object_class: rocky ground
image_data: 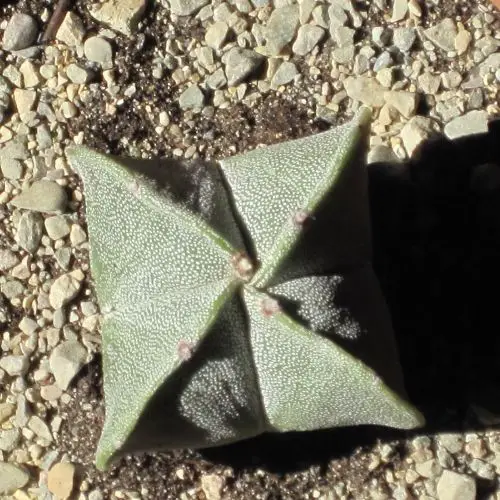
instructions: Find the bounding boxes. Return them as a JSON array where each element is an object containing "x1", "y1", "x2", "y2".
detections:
[{"x1": 0, "y1": 0, "x2": 499, "y2": 499}]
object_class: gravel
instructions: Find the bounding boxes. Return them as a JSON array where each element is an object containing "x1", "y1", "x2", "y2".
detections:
[{"x1": 0, "y1": 0, "x2": 499, "y2": 498}]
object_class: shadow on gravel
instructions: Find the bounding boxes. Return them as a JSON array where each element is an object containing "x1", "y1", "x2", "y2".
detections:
[{"x1": 200, "y1": 118, "x2": 500, "y2": 478}]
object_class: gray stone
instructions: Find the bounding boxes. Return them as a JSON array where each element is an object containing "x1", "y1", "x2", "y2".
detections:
[
  {"x1": 56, "y1": 12, "x2": 86, "y2": 47},
  {"x1": 0, "y1": 138, "x2": 29, "y2": 161},
  {"x1": 206, "y1": 68, "x2": 227, "y2": 90},
  {"x1": 1, "y1": 157, "x2": 23, "y2": 179},
  {"x1": 0, "y1": 355, "x2": 29, "y2": 376},
  {"x1": 271, "y1": 61, "x2": 298, "y2": 87},
  {"x1": 441, "y1": 71, "x2": 462, "y2": 89},
  {"x1": 436, "y1": 470, "x2": 475, "y2": 500},
  {"x1": 444, "y1": 110, "x2": 488, "y2": 140},
  {"x1": 331, "y1": 45, "x2": 355, "y2": 64},
  {"x1": 263, "y1": 5, "x2": 299, "y2": 56},
  {"x1": 292, "y1": 25, "x2": 325, "y2": 56},
  {"x1": 17, "y1": 211, "x2": 44, "y2": 253},
  {"x1": 0, "y1": 280, "x2": 25, "y2": 299},
  {"x1": 312, "y1": 5, "x2": 329, "y2": 28},
  {"x1": 372, "y1": 26, "x2": 391, "y2": 47},
  {"x1": 299, "y1": 0, "x2": 315, "y2": 24},
  {"x1": 55, "y1": 247, "x2": 72, "y2": 270},
  {"x1": 89, "y1": 0, "x2": 147, "y2": 35},
  {"x1": 10, "y1": 180, "x2": 67, "y2": 213},
  {"x1": 330, "y1": 25, "x2": 355, "y2": 47},
  {"x1": 384, "y1": 90, "x2": 417, "y2": 118},
  {"x1": 2, "y1": 13, "x2": 38, "y2": 51},
  {"x1": 84, "y1": 37, "x2": 114, "y2": 69},
  {"x1": 344, "y1": 76, "x2": 385, "y2": 107},
  {"x1": 391, "y1": 0, "x2": 408, "y2": 22},
  {"x1": 223, "y1": 47, "x2": 264, "y2": 87},
  {"x1": 49, "y1": 340, "x2": 88, "y2": 390},
  {"x1": 401, "y1": 116, "x2": 439, "y2": 157},
  {"x1": 19, "y1": 317, "x2": 38, "y2": 335},
  {"x1": 169, "y1": 0, "x2": 210, "y2": 16},
  {"x1": 418, "y1": 72, "x2": 441, "y2": 94},
  {"x1": 393, "y1": 27, "x2": 416, "y2": 52},
  {"x1": 373, "y1": 51, "x2": 393, "y2": 72},
  {"x1": 467, "y1": 88, "x2": 483, "y2": 110},
  {"x1": 328, "y1": 4, "x2": 348, "y2": 27},
  {"x1": 45, "y1": 215, "x2": 71, "y2": 241},
  {"x1": 0, "y1": 248, "x2": 19, "y2": 271},
  {"x1": 424, "y1": 18, "x2": 457, "y2": 52},
  {"x1": 66, "y1": 63, "x2": 92, "y2": 84},
  {"x1": 0, "y1": 428, "x2": 20, "y2": 452},
  {"x1": 49, "y1": 273, "x2": 82, "y2": 309},
  {"x1": 28, "y1": 415, "x2": 53, "y2": 442},
  {"x1": 178, "y1": 85, "x2": 204, "y2": 109},
  {"x1": 0, "y1": 463, "x2": 29, "y2": 494},
  {"x1": 367, "y1": 145, "x2": 400, "y2": 164},
  {"x1": 205, "y1": 22, "x2": 230, "y2": 50},
  {"x1": 14, "y1": 395, "x2": 30, "y2": 428}
]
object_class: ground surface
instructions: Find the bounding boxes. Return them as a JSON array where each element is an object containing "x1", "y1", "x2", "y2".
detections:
[{"x1": 0, "y1": 0, "x2": 500, "y2": 499}]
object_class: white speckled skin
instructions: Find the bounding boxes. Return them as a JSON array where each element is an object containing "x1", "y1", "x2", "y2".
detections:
[{"x1": 67, "y1": 108, "x2": 424, "y2": 471}]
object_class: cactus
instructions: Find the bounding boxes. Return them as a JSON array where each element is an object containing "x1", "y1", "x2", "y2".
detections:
[{"x1": 67, "y1": 107, "x2": 424, "y2": 471}]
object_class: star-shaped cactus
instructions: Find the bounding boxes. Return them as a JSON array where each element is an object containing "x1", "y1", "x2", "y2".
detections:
[{"x1": 67, "y1": 107, "x2": 423, "y2": 471}]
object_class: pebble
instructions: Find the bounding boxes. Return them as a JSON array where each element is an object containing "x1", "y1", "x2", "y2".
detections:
[
  {"x1": 56, "y1": 12, "x2": 86, "y2": 47},
  {"x1": 13, "y1": 89, "x2": 37, "y2": 114},
  {"x1": 84, "y1": 37, "x2": 114, "y2": 69},
  {"x1": 17, "y1": 211, "x2": 44, "y2": 253},
  {"x1": 376, "y1": 67, "x2": 393, "y2": 88},
  {"x1": 0, "y1": 355, "x2": 29, "y2": 376},
  {"x1": 263, "y1": 5, "x2": 300, "y2": 56},
  {"x1": 0, "y1": 248, "x2": 19, "y2": 271},
  {"x1": 28, "y1": 415, "x2": 53, "y2": 442},
  {"x1": 384, "y1": 90, "x2": 417, "y2": 118},
  {"x1": 223, "y1": 47, "x2": 264, "y2": 87},
  {"x1": 45, "y1": 215, "x2": 71, "y2": 241},
  {"x1": 393, "y1": 27, "x2": 416, "y2": 52},
  {"x1": 373, "y1": 52, "x2": 393, "y2": 72},
  {"x1": 441, "y1": 71, "x2": 462, "y2": 89},
  {"x1": 89, "y1": 0, "x2": 147, "y2": 35},
  {"x1": 0, "y1": 157, "x2": 23, "y2": 179},
  {"x1": 179, "y1": 85, "x2": 205, "y2": 109},
  {"x1": 400, "y1": 116, "x2": 438, "y2": 156},
  {"x1": 19, "y1": 317, "x2": 38, "y2": 335},
  {"x1": 2, "y1": 13, "x2": 38, "y2": 52},
  {"x1": 271, "y1": 61, "x2": 298, "y2": 87},
  {"x1": 424, "y1": 18, "x2": 457, "y2": 52},
  {"x1": 443, "y1": 110, "x2": 489, "y2": 140},
  {"x1": 169, "y1": 0, "x2": 209, "y2": 16},
  {"x1": 372, "y1": 26, "x2": 391, "y2": 47},
  {"x1": 436, "y1": 470, "x2": 475, "y2": 500},
  {"x1": 70, "y1": 224, "x2": 87, "y2": 246},
  {"x1": 391, "y1": 0, "x2": 408, "y2": 22},
  {"x1": 344, "y1": 76, "x2": 386, "y2": 107},
  {"x1": 49, "y1": 273, "x2": 82, "y2": 310},
  {"x1": 0, "y1": 462, "x2": 29, "y2": 494},
  {"x1": 10, "y1": 180, "x2": 68, "y2": 213},
  {"x1": 201, "y1": 474, "x2": 225, "y2": 500},
  {"x1": 49, "y1": 340, "x2": 88, "y2": 390},
  {"x1": 454, "y1": 29, "x2": 472, "y2": 55},
  {"x1": 330, "y1": 25, "x2": 355, "y2": 47},
  {"x1": 66, "y1": 63, "x2": 92, "y2": 84},
  {"x1": 418, "y1": 72, "x2": 441, "y2": 94},
  {"x1": 367, "y1": 145, "x2": 400, "y2": 163},
  {"x1": 0, "y1": 428, "x2": 20, "y2": 452},
  {"x1": 0, "y1": 403, "x2": 15, "y2": 424},
  {"x1": 292, "y1": 25, "x2": 325, "y2": 56},
  {"x1": 205, "y1": 22, "x2": 230, "y2": 50},
  {"x1": 47, "y1": 462, "x2": 75, "y2": 499}
]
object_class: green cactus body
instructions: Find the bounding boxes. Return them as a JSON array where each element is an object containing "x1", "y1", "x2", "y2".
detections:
[{"x1": 67, "y1": 107, "x2": 424, "y2": 471}]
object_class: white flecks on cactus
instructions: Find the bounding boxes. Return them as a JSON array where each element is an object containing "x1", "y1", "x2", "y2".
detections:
[{"x1": 66, "y1": 107, "x2": 424, "y2": 471}]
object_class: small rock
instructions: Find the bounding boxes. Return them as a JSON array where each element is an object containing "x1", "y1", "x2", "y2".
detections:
[
  {"x1": 415, "y1": 459, "x2": 441, "y2": 479},
  {"x1": 418, "y1": 72, "x2": 441, "y2": 94},
  {"x1": 66, "y1": 63, "x2": 92, "y2": 84},
  {"x1": 49, "y1": 273, "x2": 82, "y2": 309},
  {"x1": 444, "y1": 110, "x2": 488, "y2": 140},
  {"x1": 271, "y1": 61, "x2": 298, "y2": 87},
  {"x1": 376, "y1": 67, "x2": 394, "y2": 88},
  {"x1": 292, "y1": 25, "x2": 325, "y2": 56},
  {"x1": 10, "y1": 180, "x2": 68, "y2": 213},
  {"x1": 169, "y1": 0, "x2": 209, "y2": 16},
  {"x1": 436, "y1": 470, "x2": 475, "y2": 500},
  {"x1": 373, "y1": 51, "x2": 393, "y2": 72},
  {"x1": 179, "y1": 85, "x2": 205, "y2": 110},
  {"x1": 331, "y1": 45, "x2": 355, "y2": 64},
  {"x1": 84, "y1": 37, "x2": 114, "y2": 69},
  {"x1": 299, "y1": 0, "x2": 315, "y2": 24},
  {"x1": 28, "y1": 415, "x2": 53, "y2": 442},
  {"x1": 344, "y1": 76, "x2": 385, "y2": 107},
  {"x1": 19, "y1": 317, "x2": 39, "y2": 335},
  {"x1": 384, "y1": 90, "x2": 417, "y2": 118},
  {"x1": 367, "y1": 145, "x2": 400, "y2": 164},
  {"x1": 441, "y1": 71, "x2": 462, "y2": 89},
  {"x1": 55, "y1": 247, "x2": 72, "y2": 270},
  {"x1": 263, "y1": 5, "x2": 299, "y2": 56},
  {"x1": 0, "y1": 403, "x2": 15, "y2": 424},
  {"x1": 1, "y1": 280, "x2": 25, "y2": 299},
  {"x1": 13, "y1": 88, "x2": 37, "y2": 114},
  {"x1": 0, "y1": 462, "x2": 29, "y2": 494},
  {"x1": 1, "y1": 157, "x2": 23, "y2": 179},
  {"x1": 424, "y1": 18, "x2": 457, "y2": 52},
  {"x1": 391, "y1": 0, "x2": 408, "y2": 22},
  {"x1": 454, "y1": 29, "x2": 471, "y2": 55},
  {"x1": 393, "y1": 27, "x2": 416, "y2": 52},
  {"x1": 201, "y1": 474, "x2": 225, "y2": 500},
  {"x1": 70, "y1": 224, "x2": 87, "y2": 246},
  {"x1": 45, "y1": 215, "x2": 71, "y2": 241},
  {"x1": 2, "y1": 13, "x2": 38, "y2": 51},
  {"x1": 56, "y1": 12, "x2": 86, "y2": 47},
  {"x1": 49, "y1": 340, "x2": 88, "y2": 390},
  {"x1": 400, "y1": 116, "x2": 438, "y2": 156},
  {"x1": 372, "y1": 26, "x2": 391, "y2": 47},
  {"x1": 205, "y1": 22, "x2": 230, "y2": 50},
  {"x1": 48, "y1": 462, "x2": 75, "y2": 499},
  {"x1": 0, "y1": 428, "x2": 20, "y2": 452},
  {"x1": 17, "y1": 211, "x2": 44, "y2": 253},
  {"x1": 89, "y1": 0, "x2": 146, "y2": 35},
  {"x1": 0, "y1": 248, "x2": 19, "y2": 271},
  {"x1": 330, "y1": 25, "x2": 355, "y2": 47},
  {"x1": 223, "y1": 47, "x2": 264, "y2": 87},
  {"x1": 0, "y1": 355, "x2": 29, "y2": 376}
]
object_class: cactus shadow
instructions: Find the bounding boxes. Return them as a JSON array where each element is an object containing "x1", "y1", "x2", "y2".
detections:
[{"x1": 200, "y1": 118, "x2": 500, "y2": 474}]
